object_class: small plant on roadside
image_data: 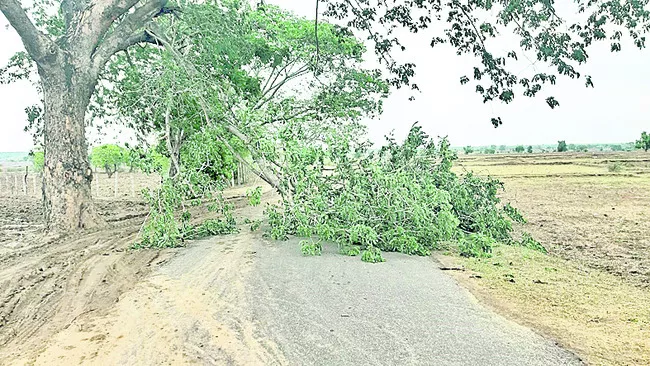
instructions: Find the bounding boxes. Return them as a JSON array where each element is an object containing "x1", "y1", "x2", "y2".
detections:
[
  {"x1": 342, "y1": 246, "x2": 361, "y2": 256},
  {"x1": 301, "y1": 240, "x2": 323, "y2": 256},
  {"x1": 459, "y1": 233, "x2": 495, "y2": 258},
  {"x1": 249, "y1": 219, "x2": 262, "y2": 231},
  {"x1": 361, "y1": 246, "x2": 385, "y2": 263},
  {"x1": 246, "y1": 186, "x2": 263, "y2": 206},
  {"x1": 520, "y1": 232, "x2": 547, "y2": 253}
]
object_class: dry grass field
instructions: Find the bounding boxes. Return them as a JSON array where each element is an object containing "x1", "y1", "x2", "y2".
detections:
[{"x1": 443, "y1": 151, "x2": 650, "y2": 365}]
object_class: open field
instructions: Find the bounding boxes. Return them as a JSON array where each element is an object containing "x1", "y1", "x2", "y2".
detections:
[
  {"x1": 444, "y1": 151, "x2": 650, "y2": 365},
  {"x1": 455, "y1": 151, "x2": 650, "y2": 287}
]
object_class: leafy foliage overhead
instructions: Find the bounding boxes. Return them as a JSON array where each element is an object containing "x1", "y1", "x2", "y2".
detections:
[
  {"x1": 324, "y1": 0, "x2": 650, "y2": 125},
  {"x1": 98, "y1": 2, "x2": 388, "y2": 187}
]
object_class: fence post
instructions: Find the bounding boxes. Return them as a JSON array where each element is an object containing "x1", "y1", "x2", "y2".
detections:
[
  {"x1": 33, "y1": 175, "x2": 38, "y2": 197},
  {"x1": 22, "y1": 166, "x2": 28, "y2": 195}
]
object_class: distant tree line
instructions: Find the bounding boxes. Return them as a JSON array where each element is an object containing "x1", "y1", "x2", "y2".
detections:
[{"x1": 457, "y1": 138, "x2": 645, "y2": 155}]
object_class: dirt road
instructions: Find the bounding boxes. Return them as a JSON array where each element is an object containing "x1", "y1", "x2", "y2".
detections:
[{"x1": 3, "y1": 228, "x2": 582, "y2": 365}]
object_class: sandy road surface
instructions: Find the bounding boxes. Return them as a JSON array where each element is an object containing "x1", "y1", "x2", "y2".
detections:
[{"x1": 6, "y1": 229, "x2": 582, "y2": 365}]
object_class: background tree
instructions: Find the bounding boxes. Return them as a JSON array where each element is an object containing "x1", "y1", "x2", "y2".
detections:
[
  {"x1": 90, "y1": 144, "x2": 125, "y2": 178},
  {"x1": 557, "y1": 141, "x2": 568, "y2": 152},
  {"x1": 611, "y1": 144, "x2": 624, "y2": 152},
  {"x1": 527, "y1": 146, "x2": 533, "y2": 154},
  {"x1": 463, "y1": 146, "x2": 474, "y2": 154},
  {"x1": 515, "y1": 145, "x2": 525, "y2": 153},
  {"x1": 0, "y1": 0, "x2": 176, "y2": 230},
  {"x1": 30, "y1": 151, "x2": 44, "y2": 172},
  {"x1": 636, "y1": 132, "x2": 650, "y2": 152}
]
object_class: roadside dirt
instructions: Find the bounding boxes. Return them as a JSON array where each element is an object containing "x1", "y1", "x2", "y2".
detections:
[
  {"x1": 10, "y1": 229, "x2": 286, "y2": 365},
  {"x1": 0, "y1": 197, "x2": 177, "y2": 362},
  {"x1": 0, "y1": 186, "x2": 266, "y2": 365},
  {"x1": 1, "y1": 195, "x2": 578, "y2": 366}
]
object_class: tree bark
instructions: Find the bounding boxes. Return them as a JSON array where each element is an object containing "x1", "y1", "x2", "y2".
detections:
[
  {"x1": 40, "y1": 65, "x2": 103, "y2": 231},
  {"x1": 2, "y1": 0, "x2": 170, "y2": 231}
]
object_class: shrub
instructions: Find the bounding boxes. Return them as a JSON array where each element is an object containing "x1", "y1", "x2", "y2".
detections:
[
  {"x1": 610, "y1": 144, "x2": 623, "y2": 152},
  {"x1": 515, "y1": 145, "x2": 525, "y2": 153},
  {"x1": 301, "y1": 240, "x2": 322, "y2": 256},
  {"x1": 608, "y1": 162, "x2": 623, "y2": 172}
]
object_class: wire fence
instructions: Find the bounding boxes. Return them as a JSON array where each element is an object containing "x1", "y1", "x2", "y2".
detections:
[{"x1": 0, "y1": 163, "x2": 260, "y2": 200}]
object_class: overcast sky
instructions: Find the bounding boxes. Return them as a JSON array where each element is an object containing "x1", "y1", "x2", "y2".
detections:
[{"x1": 1, "y1": 1, "x2": 648, "y2": 152}]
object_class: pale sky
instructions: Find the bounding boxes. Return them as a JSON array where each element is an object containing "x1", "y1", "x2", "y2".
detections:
[{"x1": 1, "y1": 1, "x2": 648, "y2": 152}]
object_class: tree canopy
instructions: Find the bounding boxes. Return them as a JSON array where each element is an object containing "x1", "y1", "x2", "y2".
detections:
[
  {"x1": 324, "y1": 0, "x2": 650, "y2": 125},
  {"x1": 90, "y1": 144, "x2": 126, "y2": 177},
  {"x1": 99, "y1": 2, "x2": 387, "y2": 190}
]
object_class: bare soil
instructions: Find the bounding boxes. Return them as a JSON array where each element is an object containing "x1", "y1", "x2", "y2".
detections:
[
  {"x1": 457, "y1": 151, "x2": 650, "y2": 288},
  {"x1": 0, "y1": 196, "x2": 176, "y2": 362},
  {"x1": 0, "y1": 181, "x2": 261, "y2": 364}
]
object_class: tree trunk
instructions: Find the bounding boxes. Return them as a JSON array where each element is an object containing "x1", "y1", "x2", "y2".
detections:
[{"x1": 41, "y1": 67, "x2": 103, "y2": 231}]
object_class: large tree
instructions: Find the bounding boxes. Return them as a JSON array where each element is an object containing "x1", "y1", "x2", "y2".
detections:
[
  {"x1": 0, "y1": 0, "x2": 173, "y2": 230},
  {"x1": 100, "y1": 2, "x2": 387, "y2": 193}
]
